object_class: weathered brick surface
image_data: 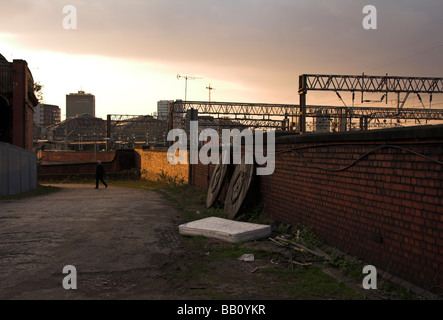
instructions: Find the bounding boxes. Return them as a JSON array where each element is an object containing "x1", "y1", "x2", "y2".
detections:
[
  {"x1": 38, "y1": 149, "x2": 189, "y2": 183},
  {"x1": 39, "y1": 151, "x2": 116, "y2": 164},
  {"x1": 135, "y1": 149, "x2": 189, "y2": 183},
  {"x1": 38, "y1": 150, "x2": 136, "y2": 180},
  {"x1": 190, "y1": 125, "x2": 443, "y2": 290}
]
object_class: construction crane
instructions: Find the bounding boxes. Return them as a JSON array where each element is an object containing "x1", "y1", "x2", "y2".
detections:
[
  {"x1": 177, "y1": 74, "x2": 202, "y2": 101},
  {"x1": 206, "y1": 83, "x2": 215, "y2": 102}
]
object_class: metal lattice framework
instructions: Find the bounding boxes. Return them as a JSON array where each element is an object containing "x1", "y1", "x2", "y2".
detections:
[
  {"x1": 170, "y1": 100, "x2": 443, "y2": 132},
  {"x1": 306, "y1": 106, "x2": 443, "y2": 120},
  {"x1": 170, "y1": 101, "x2": 297, "y2": 131},
  {"x1": 298, "y1": 74, "x2": 443, "y2": 133},
  {"x1": 299, "y1": 74, "x2": 443, "y2": 93},
  {"x1": 176, "y1": 101, "x2": 296, "y2": 116}
]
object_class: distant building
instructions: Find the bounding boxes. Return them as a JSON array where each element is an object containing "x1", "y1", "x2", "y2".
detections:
[
  {"x1": 109, "y1": 115, "x2": 168, "y2": 148},
  {"x1": 66, "y1": 90, "x2": 95, "y2": 118},
  {"x1": 43, "y1": 113, "x2": 168, "y2": 150},
  {"x1": 157, "y1": 100, "x2": 173, "y2": 120},
  {"x1": 34, "y1": 103, "x2": 61, "y2": 127},
  {"x1": 0, "y1": 54, "x2": 39, "y2": 151},
  {"x1": 44, "y1": 114, "x2": 106, "y2": 150}
]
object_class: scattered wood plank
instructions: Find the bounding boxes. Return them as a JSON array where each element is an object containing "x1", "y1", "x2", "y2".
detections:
[
  {"x1": 268, "y1": 237, "x2": 285, "y2": 246},
  {"x1": 251, "y1": 266, "x2": 268, "y2": 273},
  {"x1": 268, "y1": 237, "x2": 306, "y2": 253},
  {"x1": 275, "y1": 236, "x2": 330, "y2": 260},
  {"x1": 289, "y1": 260, "x2": 311, "y2": 267}
]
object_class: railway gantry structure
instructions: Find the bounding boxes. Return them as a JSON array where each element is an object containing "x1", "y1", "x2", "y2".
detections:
[
  {"x1": 169, "y1": 100, "x2": 443, "y2": 133},
  {"x1": 298, "y1": 74, "x2": 443, "y2": 133},
  {"x1": 169, "y1": 101, "x2": 297, "y2": 131}
]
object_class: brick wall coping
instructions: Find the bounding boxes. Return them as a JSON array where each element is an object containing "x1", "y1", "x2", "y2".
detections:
[{"x1": 276, "y1": 124, "x2": 443, "y2": 145}]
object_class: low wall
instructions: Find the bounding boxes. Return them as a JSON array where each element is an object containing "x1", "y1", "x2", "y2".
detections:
[
  {"x1": 37, "y1": 148, "x2": 189, "y2": 183},
  {"x1": 0, "y1": 142, "x2": 37, "y2": 196},
  {"x1": 189, "y1": 125, "x2": 443, "y2": 291},
  {"x1": 135, "y1": 149, "x2": 189, "y2": 184},
  {"x1": 38, "y1": 150, "x2": 137, "y2": 180},
  {"x1": 38, "y1": 151, "x2": 116, "y2": 164}
]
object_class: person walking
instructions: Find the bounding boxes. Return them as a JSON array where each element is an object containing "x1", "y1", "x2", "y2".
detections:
[{"x1": 95, "y1": 161, "x2": 108, "y2": 189}]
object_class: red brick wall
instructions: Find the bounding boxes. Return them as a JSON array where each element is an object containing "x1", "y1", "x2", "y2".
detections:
[
  {"x1": 190, "y1": 125, "x2": 443, "y2": 290},
  {"x1": 11, "y1": 60, "x2": 38, "y2": 151},
  {"x1": 38, "y1": 150, "x2": 136, "y2": 180},
  {"x1": 134, "y1": 149, "x2": 189, "y2": 183},
  {"x1": 39, "y1": 151, "x2": 116, "y2": 164},
  {"x1": 191, "y1": 162, "x2": 213, "y2": 190}
]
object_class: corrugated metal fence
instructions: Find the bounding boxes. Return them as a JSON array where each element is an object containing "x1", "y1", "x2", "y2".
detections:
[{"x1": 0, "y1": 142, "x2": 37, "y2": 196}]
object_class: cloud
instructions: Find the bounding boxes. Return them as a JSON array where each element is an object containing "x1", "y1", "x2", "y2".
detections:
[{"x1": 1, "y1": 0, "x2": 442, "y2": 105}]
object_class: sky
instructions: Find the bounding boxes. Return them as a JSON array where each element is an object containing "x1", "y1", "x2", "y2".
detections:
[{"x1": 1, "y1": 0, "x2": 442, "y2": 120}]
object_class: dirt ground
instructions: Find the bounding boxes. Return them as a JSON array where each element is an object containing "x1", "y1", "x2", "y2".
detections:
[
  {"x1": 0, "y1": 183, "x2": 374, "y2": 301},
  {"x1": 0, "y1": 183, "x2": 186, "y2": 299}
]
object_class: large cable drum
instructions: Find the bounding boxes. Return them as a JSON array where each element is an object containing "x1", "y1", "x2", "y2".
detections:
[
  {"x1": 224, "y1": 159, "x2": 254, "y2": 220},
  {"x1": 206, "y1": 160, "x2": 229, "y2": 208}
]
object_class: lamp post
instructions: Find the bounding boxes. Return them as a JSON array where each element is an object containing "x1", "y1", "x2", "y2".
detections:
[
  {"x1": 78, "y1": 134, "x2": 82, "y2": 151},
  {"x1": 104, "y1": 137, "x2": 111, "y2": 152},
  {"x1": 93, "y1": 133, "x2": 97, "y2": 162}
]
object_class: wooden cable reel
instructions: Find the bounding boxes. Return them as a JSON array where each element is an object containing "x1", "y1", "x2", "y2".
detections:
[
  {"x1": 224, "y1": 158, "x2": 254, "y2": 219},
  {"x1": 206, "y1": 154, "x2": 229, "y2": 208}
]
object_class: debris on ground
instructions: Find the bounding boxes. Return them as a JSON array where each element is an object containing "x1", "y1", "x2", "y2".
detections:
[
  {"x1": 270, "y1": 236, "x2": 330, "y2": 260},
  {"x1": 238, "y1": 254, "x2": 255, "y2": 262},
  {"x1": 266, "y1": 225, "x2": 333, "y2": 272}
]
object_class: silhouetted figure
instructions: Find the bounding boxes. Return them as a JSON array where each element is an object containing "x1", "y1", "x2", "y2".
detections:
[{"x1": 95, "y1": 161, "x2": 108, "y2": 189}]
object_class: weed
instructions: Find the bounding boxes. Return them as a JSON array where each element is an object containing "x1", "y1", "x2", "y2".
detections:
[
  {"x1": 327, "y1": 253, "x2": 364, "y2": 281},
  {"x1": 263, "y1": 265, "x2": 364, "y2": 300},
  {"x1": 235, "y1": 204, "x2": 270, "y2": 224},
  {"x1": 157, "y1": 169, "x2": 185, "y2": 185}
]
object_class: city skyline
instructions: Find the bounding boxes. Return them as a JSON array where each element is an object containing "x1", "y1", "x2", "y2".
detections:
[{"x1": 1, "y1": 0, "x2": 442, "y2": 120}]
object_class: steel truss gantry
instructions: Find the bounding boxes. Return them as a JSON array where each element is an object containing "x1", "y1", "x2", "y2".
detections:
[
  {"x1": 306, "y1": 106, "x2": 443, "y2": 120},
  {"x1": 298, "y1": 74, "x2": 443, "y2": 133},
  {"x1": 170, "y1": 100, "x2": 443, "y2": 132},
  {"x1": 299, "y1": 74, "x2": 443, "y2": 93},
  {"x1": 170, "y1": 101, "x2": 297, "y2": 130}
]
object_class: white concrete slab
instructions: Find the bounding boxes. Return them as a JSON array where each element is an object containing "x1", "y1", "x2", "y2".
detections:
[{"x1": 179, "y1": 217, "x2": 272, "y2": 243}]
